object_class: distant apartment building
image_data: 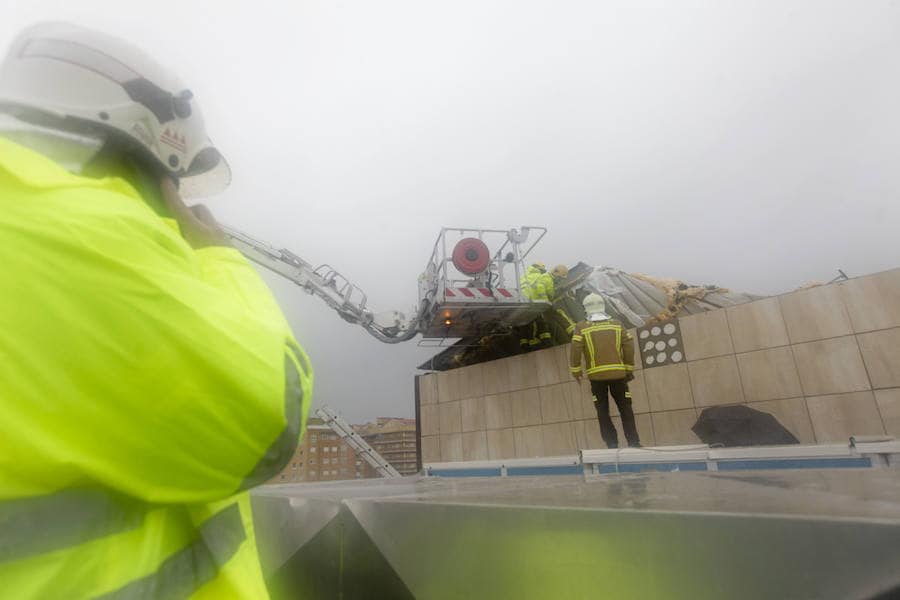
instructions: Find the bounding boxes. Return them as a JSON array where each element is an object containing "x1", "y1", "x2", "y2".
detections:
[
  {"x1": 268, "y1": 418, "x2": 366, "y2": 484},
  {"x1": 354, "y1": 417, "x2": 419, "y2": 476}
]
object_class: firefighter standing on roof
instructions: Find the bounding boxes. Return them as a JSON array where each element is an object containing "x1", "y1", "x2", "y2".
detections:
[
  {"x1": 570, "y1": 293, "x2": 641, "y2": 448},
  {"x1": 0, "y1": 23, "x2": 311, "y2": 599}
]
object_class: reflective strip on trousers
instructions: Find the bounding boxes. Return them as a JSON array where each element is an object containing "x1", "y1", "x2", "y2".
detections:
[{"x1": 96, "y1": 503, "x2": 246, "y2": 600}]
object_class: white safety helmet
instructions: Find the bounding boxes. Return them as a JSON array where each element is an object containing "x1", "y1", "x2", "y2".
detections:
[
  {"x1": 582, "y1": 292, "x2": 606, "y2": 315},
  {"x1": 0, "y1": 22, "x2": 230, "y2": 197}
]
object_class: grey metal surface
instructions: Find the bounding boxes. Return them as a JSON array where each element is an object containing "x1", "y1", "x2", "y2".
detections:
[{"x1": 253, "y1": 470, "x2": 900, "y2": 599}]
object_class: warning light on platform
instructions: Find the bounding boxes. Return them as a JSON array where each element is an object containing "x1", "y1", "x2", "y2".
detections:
[{"x1": 444, "y1": 318, "x2": 452, "y2": 327}]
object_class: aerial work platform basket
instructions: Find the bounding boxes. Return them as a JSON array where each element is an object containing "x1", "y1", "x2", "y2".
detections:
[{"x1": 417, "y1": 227, "x2": 550, "y2": 339}]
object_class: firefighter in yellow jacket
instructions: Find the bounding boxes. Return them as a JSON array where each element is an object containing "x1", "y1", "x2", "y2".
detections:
[
  {"x1": 570, "y1": 293, "x2": 640, "y2": 448},
  {"x1": 519, "y1": 262, "x2": 554, "y2": 349},
  {"x1": 0, "y1": 23, "x2": 312, "y2": 599}
]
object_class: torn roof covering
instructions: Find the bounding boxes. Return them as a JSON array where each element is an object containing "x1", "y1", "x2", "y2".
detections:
[
  {"x1": 419, "y1": 264, "x2": 764, "y2": 371},
  {"x1": 579, "y1": 264, "x2": 765, "y2": 327}
]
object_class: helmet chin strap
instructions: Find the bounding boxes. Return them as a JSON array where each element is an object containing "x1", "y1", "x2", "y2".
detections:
[{"x1": 0, "y1": 112, "x2": 105, "y2": 172}]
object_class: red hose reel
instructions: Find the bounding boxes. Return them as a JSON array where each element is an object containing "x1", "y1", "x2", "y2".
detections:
[{"x1": 452, "y1": 238, "x2": 491, "y2": 275}]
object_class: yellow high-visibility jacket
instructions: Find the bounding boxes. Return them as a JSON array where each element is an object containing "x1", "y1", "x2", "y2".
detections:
[
  {"x1": 520, "y1": 265, "x2": 554, "y2": 302},
  {"x1": 0, "y1": 138, "x2": 312, "y2": 599},
  {"x1": 569, "y1": 318, "x2": 634, "y2": 381}
]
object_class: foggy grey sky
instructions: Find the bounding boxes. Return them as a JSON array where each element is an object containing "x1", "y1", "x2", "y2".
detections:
[{"x1": 4, "y1": 1, "x2": 899, "y2": 422}]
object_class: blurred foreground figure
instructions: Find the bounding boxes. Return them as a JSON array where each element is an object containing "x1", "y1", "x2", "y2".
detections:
[
  {"x1": 0, "y1": 23, "x2": 312, "y2": 599},
  {"x1": 570, "y1": 293, "x2": 640, "y2": 448}
]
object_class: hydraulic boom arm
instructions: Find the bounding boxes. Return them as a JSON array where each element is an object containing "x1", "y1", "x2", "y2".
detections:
[{"x1": 224, "y1": 226, "x2": 421, "y2": 343}]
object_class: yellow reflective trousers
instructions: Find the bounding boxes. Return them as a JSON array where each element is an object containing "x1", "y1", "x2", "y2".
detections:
[{"x1": 0, "y1": 138, "x2": 312, "y2": 599}]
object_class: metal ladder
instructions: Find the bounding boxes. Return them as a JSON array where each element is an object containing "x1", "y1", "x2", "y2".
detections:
[{"x1": 315, "y1": 405, "x2": 402, "y2": 478}]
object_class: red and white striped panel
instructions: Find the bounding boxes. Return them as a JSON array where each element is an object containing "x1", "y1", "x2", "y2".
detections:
[{"x1": 444, "y1": 287, "x2": 515, "y2": 300}]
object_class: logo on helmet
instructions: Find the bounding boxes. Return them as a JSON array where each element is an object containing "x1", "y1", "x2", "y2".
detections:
[{"x1": 160, "y1": 128, "x2": 185, "y2": 152}]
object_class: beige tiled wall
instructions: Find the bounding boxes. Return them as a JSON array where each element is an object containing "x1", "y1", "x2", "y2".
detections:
[
  {"x1": 805, "y1": 392, "x2": 884, "y2": 443},
  {"x1": 726, "y1": 297, "x2": 790, "y2": 353},
  {"x1": 419, "y1": 267, "x2": 900, "y2": 462},
  {"x1": 874, "y1": 389, "x2": 900, "y2": 437},
  {"x1": 735, "y1": 347, "x2": 802, "y2": 402},
  {"x1": 687, "y1": 355, "x2": 744, "y2": 407}
]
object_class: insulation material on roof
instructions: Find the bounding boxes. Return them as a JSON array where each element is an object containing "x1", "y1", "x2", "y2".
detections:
[{"x1": 581, "y1": 267, "x2": 764, "y2": 328}]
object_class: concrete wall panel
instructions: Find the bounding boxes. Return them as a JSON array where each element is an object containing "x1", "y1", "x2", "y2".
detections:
[
  {"x1": 483, "y1": 358, "x2": 511, "y2": 395},
  {"x1": 535, "y1": 347, "x2": 562, "y2": 387},
  {"x1": 806, "y1": 392, "x2": 884, "y2": 443},
  {"x1": 457, "y1": 363, "x2": 485, "y2": 400},
  {"x1": 539, "y1": 383, "x2": 571, "y2": 424},
  {"x1": 561, "y1": 381, "x2": 588, "y2": 421},
  {"x1": 575, "y1": 419, "x2": 605, "y2": 450},
  {"x1": 513, "y1": 425, "x2": 545, "y2": 458},
  {"x1": 460, "y1": 397, "x2": 485, "y2": 432},
  {"x1": 419, "y1": 374, "x2": 438, "y2": 405},
  {"x1": 792, "y1": 336, "x2": 870, "y2": 396},
  {"x1": 726, "y1": 297, "x2": 790, "y2": 353},
  {"x1": 484, "y1": 393, "x2": 513, "y2": 430},
  {"x1": 874, "y1": 389, "x2": 900, "y2": 437},
  {"x1": 435, "y1": 371, "x2": 452, "y2": 403},
  {"x1": 420, "y1": 404, "x2": 439, "y2": 436},
  {"x1": 644, "y1": 363, "x2": 694, "y2": 412},
  {"x1": 779, "y1": 285, "x2": 853, "y2": 344},
  {"x1": 486, "y1": 429, "x2": 516, "y2": 459},
  {"x1": 510, "y1": 388, "x2": 542, "y2": 427},
  {"x1": 439, "y1": 433, "x2": 463, "y2": 461},
  {"x1": 554, "y1": 344, "x2": 575, "y2": 381},
  {"x1": 438, "y1": 400, "x2": 462, "y2": 434},
  {"x1": 541, "y1": 422, "x2": 577, "y2": 455},
  {"x1": 857, "y1": 328, "x2": 900, "y2": 389},
  {"x1": 421, "y1": 435, "x2": 441, "y2": 462},
  {"x1": 688, "y1": 355, "x2": 745, "y2": 407},
  {"x1": 651, "y1": 409, "x2": 700, "y2": 446},
  {"x1": 840, "y1": 268, "x2": 900, "y2": 333},
  {"x1": 507, "y1": 354, "x2": 539, "y2": 391},
  {"x1": 679, "y1": 310, "x2": 734, "y2": 361},
  {"x1": 736, "y1": 347, "x2": 803, "y2": 402},
  {"x1": 461, "y1": 431, "x2": 488, "y2": 461}
]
